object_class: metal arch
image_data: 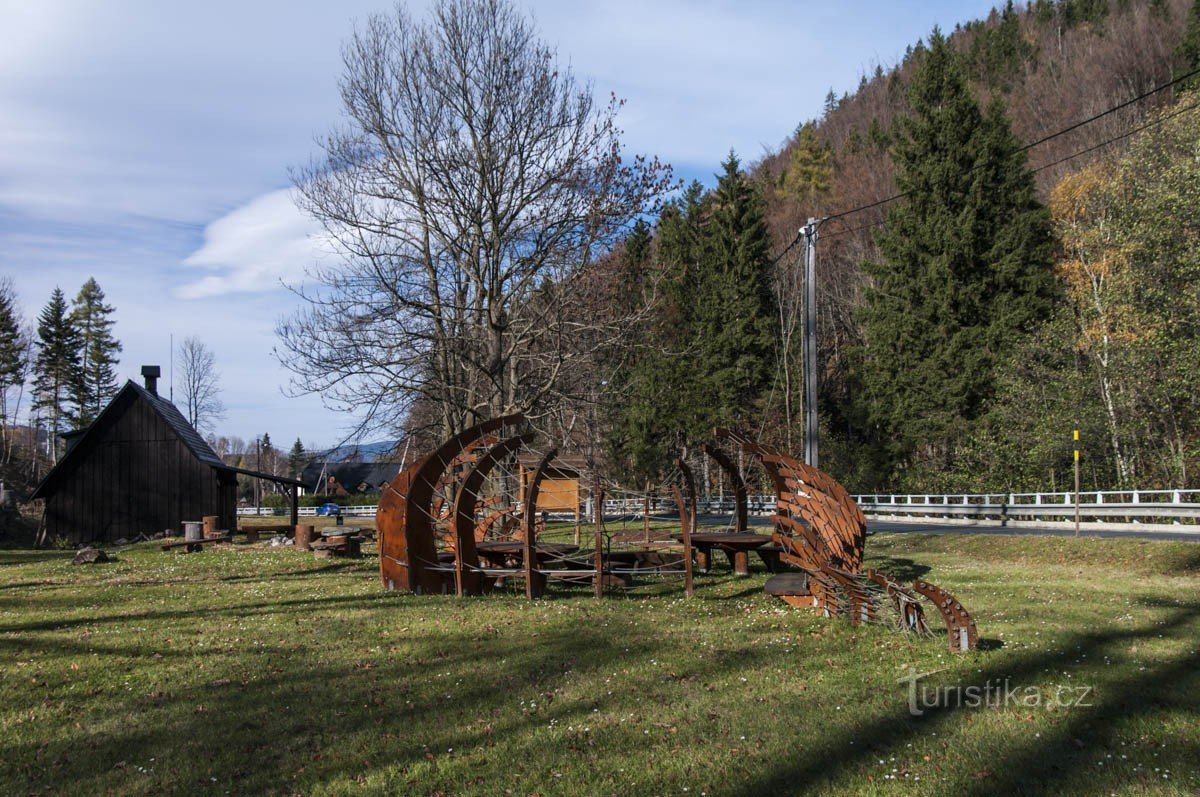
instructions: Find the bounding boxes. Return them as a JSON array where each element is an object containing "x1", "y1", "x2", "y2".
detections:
[
  {"x1": 377, "y1": 414, "x2": 524, "y2": 594},
  {"x1": 702, "y1": 443, "x2": 748, "y2": 532},
  {"x1": 912, "y1": 579, "x2": 979, "y2": 653},
  {"x1": 450, "y1": 431, "x2": 534, "y2": 596},
  {"x1": 521, "y1": 447, "x2": 559, "y2": 600}
]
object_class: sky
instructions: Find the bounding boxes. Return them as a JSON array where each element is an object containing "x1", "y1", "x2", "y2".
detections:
[{"x1": 0, "y1": 0, "x2": 1000, "y2": 448}]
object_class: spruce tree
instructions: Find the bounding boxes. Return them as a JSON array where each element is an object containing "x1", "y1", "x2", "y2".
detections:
[
  {"x1": 607, "y1": 186, "x2": 703, "y2": 481},
  {"x1": 71, "y1": 278, "x2": 122, "y2": 425},
  {"x1": 692, "y1": 153, "x2": 778, "y2": 435},
  {"x1": 0, "y1": 280, "x2": 29, "y2": 445},
  {"x1": 0, "y1": 280, "x2": 26, "y2": 401},
  {"x1": 32, "y1": 288, "x2": 83, "y2": 461},
  {"x1": 287, "y1": 438, "x2": 307, "y2": 479},
  {"x1": 858, "y1": 29, "x2": 1055, "y2": 478}
]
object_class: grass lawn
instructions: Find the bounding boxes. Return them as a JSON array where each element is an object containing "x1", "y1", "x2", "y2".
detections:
[{"x1": 1, "y1": 532, "x2": 1198, "y2": 795}]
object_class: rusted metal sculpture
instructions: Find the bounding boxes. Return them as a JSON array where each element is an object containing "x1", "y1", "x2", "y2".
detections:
[
  {"x1": 450, "y1": 432, "x2": 533, "y2": 595},
  {"x1": 702, "y1": 443, "x2": 748, "y2": 532},
  {"x1": 713, "y1": 429, "x2": 978, "y2": 653},
  {"x1": 522, "y1": 447, "x2": 559, "y2": 599},
  {"x1": 377, "y1": 417, "x2": 978, "y2": 653},
  {"x1": 378, "y1": 415, "x2": 521, "y2": 593}
]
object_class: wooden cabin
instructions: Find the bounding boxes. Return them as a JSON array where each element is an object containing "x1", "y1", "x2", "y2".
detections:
[{"x1": 32, "y1": 366, "x2": 298, "y2": 545}]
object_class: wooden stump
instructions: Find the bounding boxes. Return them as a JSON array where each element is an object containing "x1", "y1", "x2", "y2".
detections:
[{"x1": 294, "y1": 524, "x2": 315, "y2": 551}]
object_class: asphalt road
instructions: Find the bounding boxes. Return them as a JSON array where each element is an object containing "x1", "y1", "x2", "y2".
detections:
[{"x1": 695, "y1": 513, "x2": 1200, "y2": 543}]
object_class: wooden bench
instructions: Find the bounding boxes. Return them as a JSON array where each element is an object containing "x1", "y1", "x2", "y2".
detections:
[
  {"x1": 161, "y1": 534, "x2": 232, "y2": 553},
  {"x1": 763, "y1": 571, "x2": 814, "y2": 609}
]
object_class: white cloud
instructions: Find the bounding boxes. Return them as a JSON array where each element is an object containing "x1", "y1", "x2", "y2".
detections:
[{"x1": 178, "y1": 189, "x2": 330, "y2": 299}]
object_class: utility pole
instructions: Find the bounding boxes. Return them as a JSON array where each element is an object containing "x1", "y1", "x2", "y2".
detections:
[
  {"x1": 802, "y1": 218, "x2": 820, "y2": 469},
  {"x1": 1073, "y1": 429, "x2": 1081, "y2": 537}
]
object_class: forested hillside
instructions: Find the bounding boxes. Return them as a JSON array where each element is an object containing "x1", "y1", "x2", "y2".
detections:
[{"x1": 602, "y1": 0, "x2": 1200, "y2": 494}]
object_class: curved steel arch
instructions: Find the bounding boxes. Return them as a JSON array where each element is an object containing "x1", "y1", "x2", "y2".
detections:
[
  {"x1": 702, "y1": 443, "x2": 748, "y2": 532},
  {"x1": 378, "y1": 414, "x2": 523, "y2": 593},
  {"x1": 450, "y1": 432, "x2": 534, "y2": 596}
]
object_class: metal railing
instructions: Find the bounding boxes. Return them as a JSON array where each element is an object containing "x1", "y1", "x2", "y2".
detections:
[
  {"x1": 851, "y1": 489, "x2": 1200, "y2": 526},
  {"x1": 237, "y1": 505, "x2": 379, "y2": 518},
  {"x1": 235, "y1": 489, "x2": 1200, "y2": 528}
]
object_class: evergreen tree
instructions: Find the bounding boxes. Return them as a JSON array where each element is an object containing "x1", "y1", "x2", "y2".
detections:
[
  {"x1": 0, "y1": 280, "x2": 30, "y2": 469},
  {"x1": 606, "y1": 185, "x2": 704, "y2": 481},
  {"x1": 1176, "y1": 1, "x2": 1200, "y2": 90},
  {"x1": 32, "y1": 288, "x2": 83, "y2": 461},
  {"x1": 70, "y1": 278, "x2": 122, "y2": 425},
  {"x1": 0, "y1": 280, "x2": 26, "y2": 403},
  {"x1": 287, "y1": 438, "x2": 307, "y2": 479},
  {"x1": 783, "y1": 123, "x2": 832, "y2": 205},
  {"x1": 857, "y1": 29, "x2": 1056, "y2": 481},
  {"x1": 691, "y1": 153, "x2": 778, "y2": 435}
]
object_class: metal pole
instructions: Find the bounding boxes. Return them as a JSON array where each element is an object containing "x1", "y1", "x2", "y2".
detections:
[
  {"x1": 1074, "y1": 429, "x2": 1081, "y2": 536},
  {"x1": 803, "y1": 219, "x2": 819, "y2": 469}
]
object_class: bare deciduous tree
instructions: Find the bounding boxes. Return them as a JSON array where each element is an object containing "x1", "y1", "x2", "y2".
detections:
[
  {"x1": 178, "y1": 336, "x2": 225, "y2": 433},
  {"x1": 277, "y1": 0, "x2": 674, "y2": 440}
]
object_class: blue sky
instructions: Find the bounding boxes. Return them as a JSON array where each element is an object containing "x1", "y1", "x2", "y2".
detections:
[{"x1": 0, "y1": 0, "x2": 999, "y2": 448}]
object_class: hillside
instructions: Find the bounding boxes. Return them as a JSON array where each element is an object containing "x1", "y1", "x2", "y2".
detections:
[{"x1": 748, "y1": 0, "x2": 1197, "y2": 491}]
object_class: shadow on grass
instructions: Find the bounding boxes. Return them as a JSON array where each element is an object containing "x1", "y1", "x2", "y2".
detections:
[
  {"x1": 731, "y1": 599, "x2": 1200, "y2": 796},
  {"x1": 0, "y1": 597, "x2": 776, "y2": 795},
  {"x1": 862, "y1": 555, "x2": 931, "y2": 582},
  {"x1": 0, "y1": 592, "x2": 389, "y2": 635}
]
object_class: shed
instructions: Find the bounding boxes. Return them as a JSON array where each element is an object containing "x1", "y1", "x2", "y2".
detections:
[{"x1": 31, "y1": 366, "x2": 302, "y2": 545}]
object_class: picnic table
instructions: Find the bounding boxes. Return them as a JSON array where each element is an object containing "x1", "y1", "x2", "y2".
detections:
[
  {"x1": 673, "y1": 532, "x2": 777, "y2": 576},
  {"x1": 473, "y1": 541, "x2": 580, "y2": 596},
  {"x1": 474, "y1": 541, "x2": 579, "y2": 567}
]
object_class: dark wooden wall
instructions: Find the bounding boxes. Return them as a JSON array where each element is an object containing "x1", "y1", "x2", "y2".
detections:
[{"x1": 43, "y1": 395, "x2": 236, "y2": 544}]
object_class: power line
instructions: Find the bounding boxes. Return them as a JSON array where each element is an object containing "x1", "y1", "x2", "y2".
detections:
[
  {"x1": 818, "y1": 97, "x2": 1200, "y2": 244},
  {"x1": 1017, "y1": 64, "x2": 1200, "y2": 153},
  {"x1": 1032, "y1": 96, "x2": 1200, "y2": 174},
  {"x1": 821, "y1": 64, "x2": 1200, "y2": 224}
]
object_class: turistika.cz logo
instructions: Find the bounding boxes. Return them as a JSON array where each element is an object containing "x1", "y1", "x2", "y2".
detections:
[{"x1": 897, "y1": 669, "x2": 1094, "y2": 717}]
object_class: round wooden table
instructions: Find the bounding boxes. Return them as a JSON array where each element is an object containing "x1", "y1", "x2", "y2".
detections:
[{"x1": 674, "y1": 532, "x2": 774, "y2": 576}]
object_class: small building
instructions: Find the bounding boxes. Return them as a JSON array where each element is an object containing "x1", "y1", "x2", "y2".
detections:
[{"x1": 32, "y1": 366, "x2": 301, "y2": 545}]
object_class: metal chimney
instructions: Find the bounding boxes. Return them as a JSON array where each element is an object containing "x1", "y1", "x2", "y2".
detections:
[{"x1": 141, "y1": 365, "x2": 161, "y2": 396}]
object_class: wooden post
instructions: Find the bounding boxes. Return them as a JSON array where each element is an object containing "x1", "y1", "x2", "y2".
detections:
[
  {"x1": 593, "y1": 476, "x2": 604, "y2": 599},
  {"x1": 676, "y1": 459, "x2": 697, "y2": 598},
  {"x1": 454, "y1": 535, "x2": 464, "y2": 598},
  {"x1": 573, "y1": 502, "x2": 581, "y2": 546},
  {"x1": 290, "y1": 485, "x2": 299, "y2": 528},
  {"x1": 294, "y1": 524, "x2": 314, "y2": 551},
  {"x1": 643, "y1": 482, "x2": 651, "y2": 545}
]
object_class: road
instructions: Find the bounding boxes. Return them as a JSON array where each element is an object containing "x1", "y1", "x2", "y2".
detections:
[{"x1": 694, "y1": 513, "x2": 1200, "y2": 543}]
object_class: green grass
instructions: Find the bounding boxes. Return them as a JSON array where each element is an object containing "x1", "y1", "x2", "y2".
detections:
[{"x1": 2, "y1": 532, "x2": 1198, "y2": 795}]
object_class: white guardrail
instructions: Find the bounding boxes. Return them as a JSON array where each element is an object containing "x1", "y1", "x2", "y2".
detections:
[
  {"x1": 851, "y1": 489, "x2": 1200, "y2": 527},
  {"x1": 237, "y1": 489, "x2": 1200, "y2": 528},
  {"x1": 237, "y1": 505, "x2": 379, "y2": 517}
]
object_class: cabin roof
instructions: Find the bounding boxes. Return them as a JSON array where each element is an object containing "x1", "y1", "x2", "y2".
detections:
[{"x1": 31, "y1": 380, "x2": 224, "y2": 499}]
